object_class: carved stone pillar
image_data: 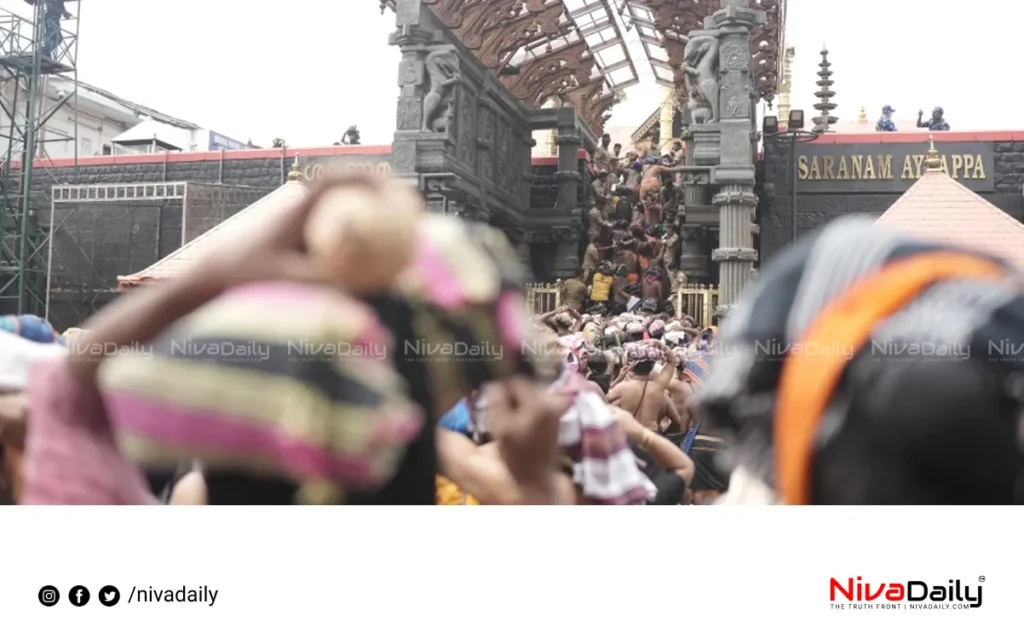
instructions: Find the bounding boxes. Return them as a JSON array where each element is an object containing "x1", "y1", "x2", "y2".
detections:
[
  {"x1": 708, "y1": 0, "x2": 763, "y2": 317},
  {"x1": 554, "y1": 106, "x2": 583, "y2": 215},
  {"x1": 390, "y1": 0, "x2": 463, "y2": 213},
  {"x1": 681, "y1": 124, "x2": 710, "y2": 226},
  {"x1": 552, "y1": 106, "x2": 583, "y2": 277},
  {"x1": 678, "y1": 224, "x2": 710, "y2": 284}
]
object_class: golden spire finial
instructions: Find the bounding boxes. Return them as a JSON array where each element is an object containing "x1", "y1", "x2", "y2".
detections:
[
  {"x1": 925, "y1": 135, "x2": 941, "y2": 171},
  {"x1": 858, "y1": 106, "x2": 867, "y2": 124},
  {"x1": 288, "y1": 154, "x2": 302, "y2": 181}
]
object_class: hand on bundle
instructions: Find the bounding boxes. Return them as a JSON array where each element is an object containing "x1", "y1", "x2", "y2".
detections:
[
  {"x1": 437, "y1": 378, "x2": 572, "y2": 505},
  {"x1": 489, "y1": 378, "x2": 572, "y2": 504}
]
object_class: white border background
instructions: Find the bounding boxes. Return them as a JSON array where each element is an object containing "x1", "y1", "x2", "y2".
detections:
[{"x1": 1, "y1": 506, "x2": 1012, "y2": 632}]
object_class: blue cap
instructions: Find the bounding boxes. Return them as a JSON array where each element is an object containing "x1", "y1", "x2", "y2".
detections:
[{"x1": 882, "y1": 105, "x2": 894, "y2": 113}]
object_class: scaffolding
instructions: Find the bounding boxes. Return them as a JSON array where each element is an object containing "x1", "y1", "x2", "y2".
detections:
[
  {"x1": 0, "y1": 2, "x2": 80, "y2": 316},
  {"x1": 44, "y1": 181, "x2": 270, "y2": 330}
]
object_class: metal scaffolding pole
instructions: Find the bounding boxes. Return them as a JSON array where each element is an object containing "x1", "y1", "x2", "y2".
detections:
[{"x1": 0, "y1": 2, "x2": 80, "y2": 315}]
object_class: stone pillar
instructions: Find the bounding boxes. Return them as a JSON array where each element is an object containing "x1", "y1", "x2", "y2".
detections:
[
  {"x1": 659, "y1": 85, "x2": 675, "y2": 154},
  {"x1": 678, "y1": 224, "x2": 710, "y2": 283},
  {"x1": 390, "y1": 0, "x2": 461, "y2": 210},
  {"x1": 551, "y1": 106, "x2": 583, "y2": 278},
  {"x1": 708, "y1": 0, "x2": 763, "y2": 317},
  {"x1": 554, "y1": 106, "x2": 582, "y2": 215}
]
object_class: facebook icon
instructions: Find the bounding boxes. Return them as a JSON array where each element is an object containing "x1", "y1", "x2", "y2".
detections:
[{"x1": 68, "y1": 585, "x2": 90, "y2": 606}]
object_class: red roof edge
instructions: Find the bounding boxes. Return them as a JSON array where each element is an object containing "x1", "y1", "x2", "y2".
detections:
[
  {"x1": 11, "y1": 145, "x2": 589, "y2": 170},
  {"x1": 805, "y1": 130, "x2": 1024, "y2": 144}
]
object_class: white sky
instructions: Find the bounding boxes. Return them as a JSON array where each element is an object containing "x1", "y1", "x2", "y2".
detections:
[{"x1": 1, "y1": 0, "x2": 1020, "y2": 145}]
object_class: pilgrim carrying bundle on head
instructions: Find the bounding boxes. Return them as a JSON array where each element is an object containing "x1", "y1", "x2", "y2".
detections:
[{"x1": 92, "y1": 205, "x2": 561, "y2": 504}]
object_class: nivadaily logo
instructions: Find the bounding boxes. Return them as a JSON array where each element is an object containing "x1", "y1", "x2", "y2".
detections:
[{"x1": 830, "y1": 576, "x2": 984, "y2": 610}]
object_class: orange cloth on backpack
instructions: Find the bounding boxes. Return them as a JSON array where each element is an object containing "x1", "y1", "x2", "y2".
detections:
[{"x1": 774, "y1": 252, "x2": 1007, "y2": 505}]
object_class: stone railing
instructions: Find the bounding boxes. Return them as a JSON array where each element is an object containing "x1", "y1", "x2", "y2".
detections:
[
  {"x1": 674, "y1": 284, "x2": 720, "y2": 327},
  {"x1": 526, "y1": 281, "x2": 562, "y2": 315}
]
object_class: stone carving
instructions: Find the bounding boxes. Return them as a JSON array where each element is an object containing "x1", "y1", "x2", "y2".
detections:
[
  {"x1": 682, "y1": 33, "x2": 719, "y2": 124},
  {"x1": 712, "y1": 190, "x2": 758, "y2": 206},
  {"x1": 392, "y1": 142, "x2": 416, "y2": 173},
  {"x1": 725, "y1": 95, "x2": 743, "y2": 118},
  {"x1": 721, "y1": 44, "x2": 748, "y2": 71},
  {"x1": 457, "y1": 88, "x2": 476, "y2": 163},
  {"x1": 422, "y1": 49, "x2": 461, "y2": 133},
  {"x1": 720, "y1": 132, "x2": 752, "y2": 164},
  {"x1": 396, "y1": 97, "x2": 421, "y2": 130},
  {"x1": 477, "y1": 107, "x2": 494, "y2": 181},
  {"x1": 496, "y1": 121, "x2": 510, "y2": 191},
  {"x1": 398, "y1": 58, "x2": 422, "y2": 86},
  {"x1": 711, "y1": 247, "x2": 758, "y2": 262}
]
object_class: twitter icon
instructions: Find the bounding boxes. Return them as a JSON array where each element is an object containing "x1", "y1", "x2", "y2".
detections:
[{"x1": 98, "y1": 585, "x2": 120, "y2": 607}]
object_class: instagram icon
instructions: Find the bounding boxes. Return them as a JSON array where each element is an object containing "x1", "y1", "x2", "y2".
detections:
[{"x1": 38, "y1": 585, "x2": 60, "y2": 607}]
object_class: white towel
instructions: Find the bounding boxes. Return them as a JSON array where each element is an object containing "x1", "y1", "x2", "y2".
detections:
[{"x1": 0, "y1": 330, "x2": 66, "y2": 392}]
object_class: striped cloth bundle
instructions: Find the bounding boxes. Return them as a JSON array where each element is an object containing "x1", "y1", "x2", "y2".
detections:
[{"x1": 551, "y1": 370, "x2": 655, "y2": 504}]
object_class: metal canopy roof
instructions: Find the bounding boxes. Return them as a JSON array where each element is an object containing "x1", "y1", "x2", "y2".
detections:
[
  {"x1": 615, "y1": 0, "x2": 678, "y2": 86},
  {"x1": 505, "y1": 0, "x2": 639, "y2": 94}
]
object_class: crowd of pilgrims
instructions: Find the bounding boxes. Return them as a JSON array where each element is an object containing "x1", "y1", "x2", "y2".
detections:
[
  {"x1": 1, "y1": 165, "x2": 1021, "y2": 506},
  {"x1": 570, "y1": 133, "x2": 696, "y2": 314}
]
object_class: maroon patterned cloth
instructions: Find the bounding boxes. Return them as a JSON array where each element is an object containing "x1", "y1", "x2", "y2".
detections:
[{"x1": 22, "y1": 358, "x2": 153, "y2": 505}]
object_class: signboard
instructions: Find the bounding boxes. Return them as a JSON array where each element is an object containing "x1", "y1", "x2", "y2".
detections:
[
  {"x1": 208, "y1": 131, "x2": 255, "y2": 151},
  {"x1": 794, "y1": 142, "x2": 994, "y2": 193},
  {"x1": 300, "y1": 154, "x2": 392, "y2": 181}
]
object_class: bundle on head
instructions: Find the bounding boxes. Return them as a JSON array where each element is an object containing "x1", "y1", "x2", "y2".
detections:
[{"x1": 304, "y1": 176, "x2": 424, "y2": 294}]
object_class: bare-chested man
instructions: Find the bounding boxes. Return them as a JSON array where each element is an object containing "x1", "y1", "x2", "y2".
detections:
[
  {"x1": 618, "y1": 238, "x2": 640, "y2": 285},
  {"x1": 666, "y1": 360, "x2": 695, "y2": 433},
  {"x1": 642, "y1": 268, "x2": 663, "y2": 301},
  {"x1": 642, "y1": 194, "x2": 663, "y2": 226},
  {"x1": 607, "y1": 345, "x2": 677, "y2": 429},
  {"x1": 639, "y1": 154, "x2": 691, "y2": 201}
]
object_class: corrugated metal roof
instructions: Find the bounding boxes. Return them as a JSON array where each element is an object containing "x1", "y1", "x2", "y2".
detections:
[
  {"x1": 47, "y1": 76, "x2": 202, "y2": 130},
  {"x1": 875, "y1": 167, "x2": 1024, "y2": 269},
  {"x1": 116, "y1": 181, "x2": 308, "y2": 288}
]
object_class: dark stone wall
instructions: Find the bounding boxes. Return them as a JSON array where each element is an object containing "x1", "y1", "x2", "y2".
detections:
[
  {"x1": 6, "y1": 150, "x2": 578, "y2": 326},
  {"x1": 760, "y1": 136, "x2": 1024, "y2": 263},
  {"x1": 529, "y1": 164, "x2": 558, "y2": 210}
]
